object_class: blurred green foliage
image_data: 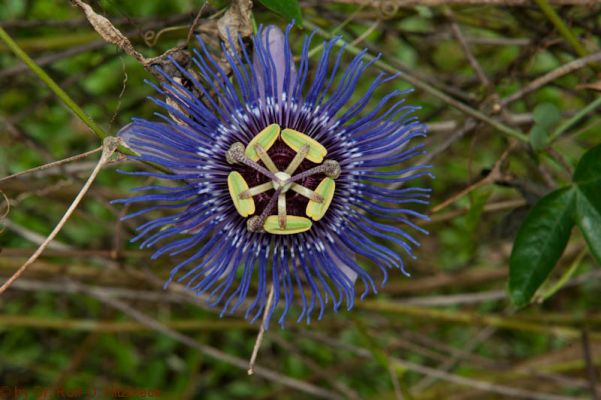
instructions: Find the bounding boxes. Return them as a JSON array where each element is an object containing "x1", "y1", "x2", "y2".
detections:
[{"x1": 1, "y1": 0, "x2": 600, "y2": 399}]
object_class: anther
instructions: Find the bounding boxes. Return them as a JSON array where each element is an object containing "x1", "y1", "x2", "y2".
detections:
[
  {"x1": 247, "y1": 216, "x2": 264, "y2": 232},
  {"x1": 226, "y1": 142, "x2": 246, "y2": 164},
  {"x1": 289, "y1": 159, "x2": 341, "y2": 184},
  {"x1": 323, "y1": 160, "x2": 341, "y2": 179},
  {"x1": 226, "y1": 142, "x2": 279, "y2": 181}
]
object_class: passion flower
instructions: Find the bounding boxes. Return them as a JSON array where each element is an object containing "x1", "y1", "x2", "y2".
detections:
[{"x1": 114, "y1": 24, "x2": 432, "y2": 327}]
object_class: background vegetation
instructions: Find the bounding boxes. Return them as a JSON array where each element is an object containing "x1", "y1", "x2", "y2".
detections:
[{"x1": 1, "y1": 0, "x2": 600, "y2": 399}]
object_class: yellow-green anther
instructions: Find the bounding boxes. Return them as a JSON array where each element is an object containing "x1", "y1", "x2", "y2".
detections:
[
  {"x1": 323, "y1": 159, "x2": 341, "y2": 179},
  {"x1": 240, "y1": 181, "x2": 274, "y2": 199},
  {"x1": 226, "y1": 142, "x2": 246, "y2": 164},
  {"x1": 281, "y1": 128, "x2": 327, "y2": 164},
  {"x1": 227, "y1": 171, "x2": 255, "y2": 217},
  {"x1": 245, "y1": 124, "x2": 280, "y2": 161},
  {"x1": 291, "y1": 183, "x2": 323, "y2": 203},
  {"x1": 277, "y1": 193, "x2": 287, "y2": 229},
  {"x1": 247, "y1": 216, "x2": 264, "y2": 232},
  {"x1": 285, "y1": 143, "x2": 309, "y2": 175},
  {"x1": 254, "y1": 143, "x2": 279, "y2": 173},
  {"x1": 264, "y1": 215, "x2": 312, "y2": 235},
  {"x1": 306, "y1": 177, "x2": 335, "y2": 221}
]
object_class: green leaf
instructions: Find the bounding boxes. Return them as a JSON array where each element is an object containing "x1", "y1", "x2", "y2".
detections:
[
  {"x1": 532, "y1": 102, "x2": 561, "y2": 131},
  {"x1": 530, "y1": 125, "x2": 549, "y2": 152},
  {"x1": 257, "y1": 0, "x2": 302, "y2": 24},
  {"x1": 573, "y1": 143, "x2": 601, "y2": 185},
  {"x1": 575, "y1": 188, "x2": 601, "y2": 264},
  {"x1": 572, "y1": 143, "x2": 601, "y2": 264},
  {"x1": 509, "y1": 187, "x2": 576, "y2": 307}
]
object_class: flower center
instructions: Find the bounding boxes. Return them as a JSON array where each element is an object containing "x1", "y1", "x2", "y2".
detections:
[{"x1": 225, "y1": 124, "x2": 340, "y2": 235}]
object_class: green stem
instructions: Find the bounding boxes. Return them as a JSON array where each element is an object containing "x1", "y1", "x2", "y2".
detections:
[
  {"x1": 550, "y1": 96, "x2": 601, "y2": 141},
  {"x1": 303, "y1": 21, "x2": 528, "y2": 143},
  {"x1": 536, "y1": 249, "x2": 586, "y2": 303},
  {"x1": 0, "y1": 27, "x2": 109, "y2": 141},
  {"x1": 534, "y1": 0, "x2": 588, "y2": 58}
]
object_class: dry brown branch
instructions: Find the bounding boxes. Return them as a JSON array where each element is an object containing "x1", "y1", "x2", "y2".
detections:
[
  {"x1": 0, "y1": 146, "x2": 101, "y2": 184},
  {"x1": 331, "y1": 0, "x2": 598, "y2": 6},
  {"x1": 431, "y1": 144, "x2": 515, "y2": 213},
  {"x1": 500, "y1": 50, "x2": 601, "y2": 106},
  {"x1": 0, "y1": 137, "x2": 120, "y2": 295},
  {"x1": 581, "y1": 329, "x2": 600, "y2": 399},
  {"x1": 70, "y1": 0, "x2": 190, "y2": 80},
  {"x1": 444, "y1": 8, "x2": 491, "y2": 89},
  {"x1": 248, "y1": 283, "x2": 275, "y2": 375},
  {"x1": 86, "y1": 284, "x2": 343, "y2": 400}
]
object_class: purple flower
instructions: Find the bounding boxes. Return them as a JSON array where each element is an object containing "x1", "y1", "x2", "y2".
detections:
[{"x1": 113, "y1": 24, "x2": 431, "y2": 327}]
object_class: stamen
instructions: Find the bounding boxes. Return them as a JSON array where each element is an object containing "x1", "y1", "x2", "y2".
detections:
[
  {"x1": 255, "y1": 144, "x2": 278, "y2": 173},
  {"x1": 291, "y1": 184, "x2": 323, "y2": 203},
  {"x1": 284, "y1": 143, "x2": 309, "y2": 175},
  {"x1": 245, "y1": 124, "x2": 280, "y2": 161},
  {"x1": 226, "y1": 142, "x2": 279, "y2": 181},
  {"x1": 227, "y1": 172, "x2": 255, "y2": 217},
  {"x1": 306, "y1": 177, "x2": 336, "y2": 221},
  {"x1": 281, "y1": 128, "x2": 327, "y2": 163},
  {"x1": 246, "y1": 187, "x2": 282, "y2": 232},
  {"x1": 240, "y1": 182, "x2": 273, "y2": 199},
  {"x1": 277, "y1": 193, "x2": 287, "y2": 229},
  {"x1": 264, "y1": 215, "x2": 312, "y2": 235},
  {"x1": 289, "y1": 159, "x2": 341, "y2": 184},
  {"x1": 228, "y1": 126, "x2": 341, "y2": 234}
]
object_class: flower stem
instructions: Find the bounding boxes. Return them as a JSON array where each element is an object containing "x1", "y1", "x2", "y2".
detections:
[
  {"x1": 550, "y1": 96, "x2": 601, "y2": 142},
  {"x1": 534, "y1": 0, "x2": 588, "y2": 58},
  {"x1": 0, "y1": 27, "x2": 109, "y2": 141}
]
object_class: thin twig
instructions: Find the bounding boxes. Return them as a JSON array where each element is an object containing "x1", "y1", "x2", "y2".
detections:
[
  {"x1": 303, "y1": 20, "x2": 529, "y2": 143},
  {"x1": 534, "y1": 0, "x2": 588, "y2": 58},
  {"x1": 186, "y1": 2, "x2": 209, "y2": 45},
  {"x1": 86, "y1": 283, "x2": 342, "y2": 399},
  {"x1": 444, "y1": 7, "x2": 491, "y2": 89},
  {"x1": 581, "y1": 328, "x2": 600, "y2": 400},
  {"x1": 248, "y1": 283, "x2": 275, "y2": 375},
  {"x1": 0, "y1": 137, "x2": 120, "y2": 295},
  {"x1": 330, "y1": 0, "x2": 595, "y2": 5},
  {"x1": 431, "y1": 144, "x2": 514, "y2": 213},
  {"x1": 0, "y1": 146, "x2": 102, "y2": 184},
  {"x1": 500, "y1": 50, "x2": 601, "y2": 106}
]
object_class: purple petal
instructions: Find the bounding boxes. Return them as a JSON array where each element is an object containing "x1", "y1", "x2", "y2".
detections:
[{"x1": 253, "y1": 25, "x2": 297, "y2": 100}]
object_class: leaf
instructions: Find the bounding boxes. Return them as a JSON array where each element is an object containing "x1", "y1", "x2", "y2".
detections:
[
  {"x1": 532, "y1": 103, "x2": 561, "y2": 131},
  {"x1": 530, "y1": 125, "x2": 549, "y2": 152},
  {"x1": 573, "y1": 143, "x2": 601, "y2": 264},
  {"x1": 575, "y1": 188, "x2": 601, "y2": 264},
  {"x1": 509, "y1": 187, "x2": 576, "y2": 307},
  {"x1": 573, "y1": 143, "x2": 601, "y2": 185},
  {"x1": 257, "y1": 0, "x2": 302, "y2": 25}
]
